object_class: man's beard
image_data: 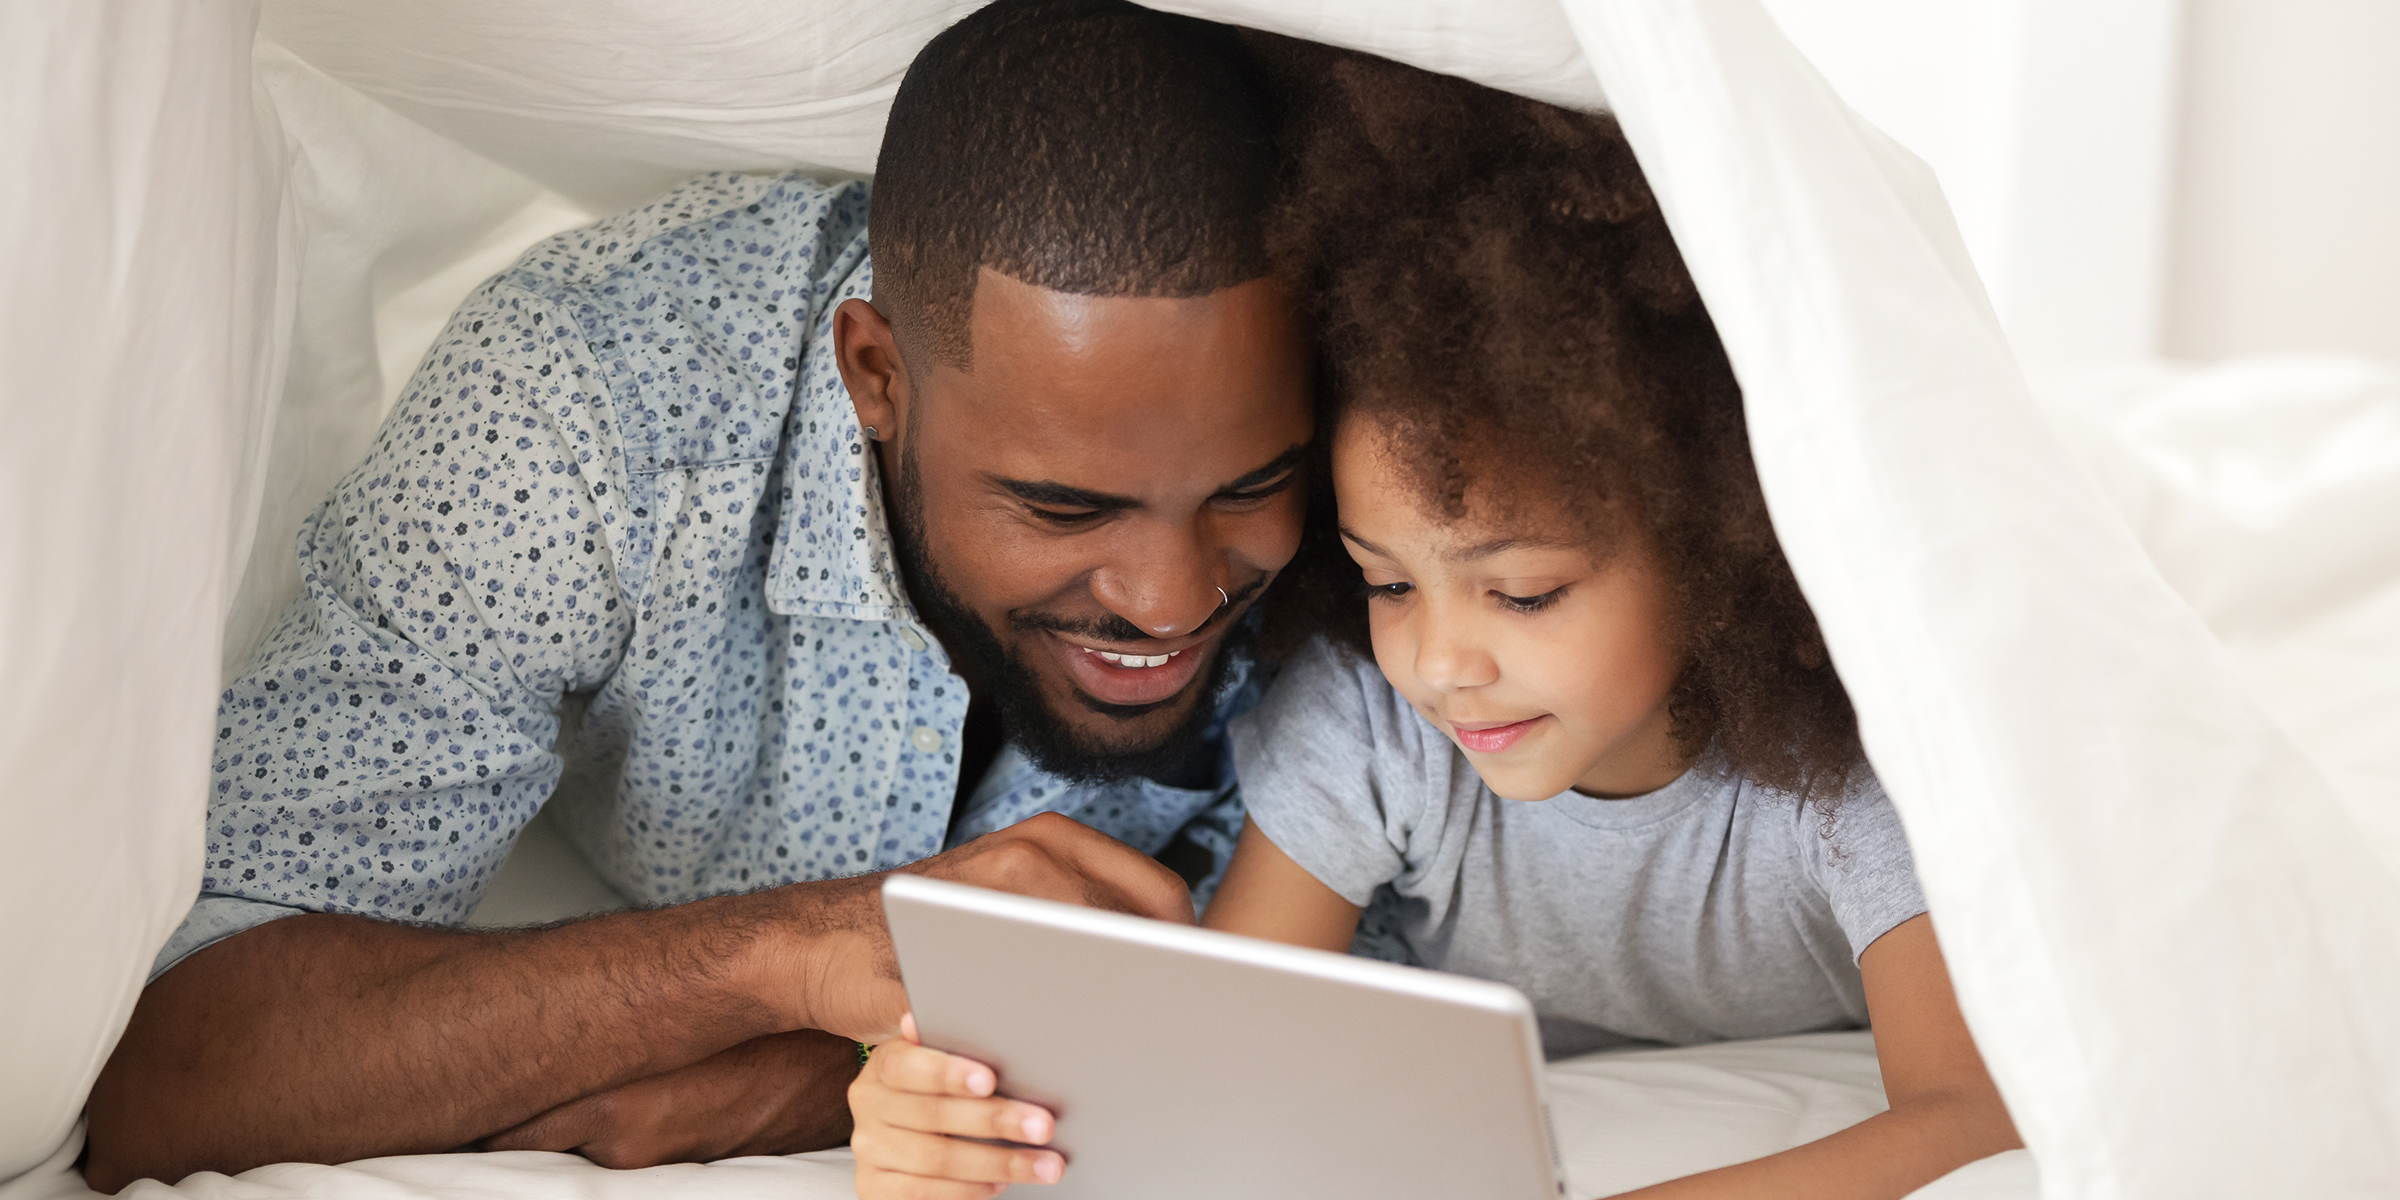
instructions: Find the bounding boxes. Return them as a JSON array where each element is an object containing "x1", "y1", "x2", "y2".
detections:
[{"x1": 890, "y1": 436, "x2": 1243, "y2": 785}]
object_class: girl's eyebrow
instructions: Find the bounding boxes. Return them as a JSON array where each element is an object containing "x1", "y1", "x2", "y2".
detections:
[
  {"x1": 1337, "y1": 526, "x2": 1394, "y2": 559},
  {"x1": 1339, "y1": 528, "x2": 1575, "y2": 563},
  {"x1": 1449, "y1": 536, "x2": 1573, "y2": 562}
]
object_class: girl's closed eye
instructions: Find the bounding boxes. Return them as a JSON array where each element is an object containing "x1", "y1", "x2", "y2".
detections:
[{"x1": 1494, "y1": 585, "x2": 1568, "y2": 613}]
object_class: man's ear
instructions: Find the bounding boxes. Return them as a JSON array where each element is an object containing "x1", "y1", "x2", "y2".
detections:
[{"x1": 832, "y1": 297, "x2": 908, "y2": 442}]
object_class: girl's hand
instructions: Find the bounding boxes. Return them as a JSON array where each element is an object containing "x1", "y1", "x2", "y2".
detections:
[{"x1": 848, "y1": 1014, "x2": 1066, "y2": 1199}]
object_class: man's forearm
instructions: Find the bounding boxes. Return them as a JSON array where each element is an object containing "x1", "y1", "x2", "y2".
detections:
[
  {"x1": 85, "y1": 809, "x2": 1187, "y2": 1190},
  {"x1": 84, "y1": 875, "x2": 885, "y2": 1190}
]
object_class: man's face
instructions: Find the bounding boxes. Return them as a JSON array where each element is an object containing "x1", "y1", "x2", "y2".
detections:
[{"x1": 837, "y1": 269, "x2": 1313, "y2": 780}]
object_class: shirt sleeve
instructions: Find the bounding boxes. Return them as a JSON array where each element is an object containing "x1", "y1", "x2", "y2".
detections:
[
  {"x1": 157, "y1": 277, "x2": 641, "y2": 979},
  {"x1": 1800, "y1": 772, "x2": 1931, "y2": 963},
  {"x1": 1174, "y1": 784, "x2": 1247, "y2": 913},
  {"x1": 1227, "y1": 638, "x2": 1422, "y2": 907}
]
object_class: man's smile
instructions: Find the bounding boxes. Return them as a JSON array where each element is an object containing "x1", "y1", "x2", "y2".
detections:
[{"x1": 1042, "y1": 627, "x2": 1217, "y2": 709}]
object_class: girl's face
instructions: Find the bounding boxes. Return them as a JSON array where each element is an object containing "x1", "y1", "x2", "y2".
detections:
[{"x1": 1333, "y1": 417, "x2": 1691, "y2": 801}]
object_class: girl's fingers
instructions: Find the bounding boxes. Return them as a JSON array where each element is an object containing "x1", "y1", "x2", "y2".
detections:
[
  {"x1": 852, "y1": 1124, "x2": 1065, "y2": 1186},
  {"x1": 872, "y1": 1039, "x2": 1000, "y2": 1097},
  {"x1": 854, "y1": 1165, "x2": 1007, "y2": 1200},
  {"x1": 881, "y1": 1090, "x2": 1054, "y2": 1144}
]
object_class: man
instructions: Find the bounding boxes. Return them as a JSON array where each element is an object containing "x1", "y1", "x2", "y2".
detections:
[{"x1": 84, "y1": 1, "x2": 1311, "y2": 1187}]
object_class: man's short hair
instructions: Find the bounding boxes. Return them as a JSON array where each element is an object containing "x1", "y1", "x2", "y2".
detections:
[{"x1": 870, "y1": 0, "x2": 1277, "y2": 369}]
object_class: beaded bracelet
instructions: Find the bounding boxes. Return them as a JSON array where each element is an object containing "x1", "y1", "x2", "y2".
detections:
[{"x1": 858, "y1": 1040, "x2": 875, "y2": 1066}]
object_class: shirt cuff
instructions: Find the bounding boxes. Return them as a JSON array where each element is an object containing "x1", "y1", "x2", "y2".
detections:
[{"x1": 149, "y1": 894, "x2": 308, "y2": 982}]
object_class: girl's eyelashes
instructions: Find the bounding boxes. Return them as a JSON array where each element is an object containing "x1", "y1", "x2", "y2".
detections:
[
  {"x1": 1362, "y1": 580, "x2": 1414, "y2": 603},
  {"x1": 1495, "y1": 585, "x2": 1567, "y2": 613}
]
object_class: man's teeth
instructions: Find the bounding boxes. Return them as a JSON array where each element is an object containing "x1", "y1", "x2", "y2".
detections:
[{"x1": 1087, "y1": 648, "x2": 1180, "y2": 669}]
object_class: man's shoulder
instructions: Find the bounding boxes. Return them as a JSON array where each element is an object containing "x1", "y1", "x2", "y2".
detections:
[
  {"x1": 500, "y1": 171, "x2": 873, "y2": 300},
  {"x1": 473, "y1": 171, "x2": 875, "y2": 477}
]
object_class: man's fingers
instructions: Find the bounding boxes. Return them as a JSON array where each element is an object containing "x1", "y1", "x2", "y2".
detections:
[
  {"x1": 1022, "y1": 813, "x2": 1192, "y2": 922},
  {"x1": 936, "y1": 813, "x2": 1193, "y2": 924},
  {"x1": 851, "y1": 1124, "x2": 1064, "y2": 1186}
]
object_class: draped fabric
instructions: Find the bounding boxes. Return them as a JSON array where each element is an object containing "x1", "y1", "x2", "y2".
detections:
[{"x1": 3, "y1": 1, "x2": 2394, "y2": 1195}]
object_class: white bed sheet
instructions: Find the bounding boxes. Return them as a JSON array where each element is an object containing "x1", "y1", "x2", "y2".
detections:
[{"x1": 10, "y1": 1035, "x2": 2033, "y2": 1200}]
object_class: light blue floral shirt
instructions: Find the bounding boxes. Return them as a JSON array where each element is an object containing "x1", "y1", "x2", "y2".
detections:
[{"x1": 161, "y1": 172, "x2": 1252, "y2": 978}]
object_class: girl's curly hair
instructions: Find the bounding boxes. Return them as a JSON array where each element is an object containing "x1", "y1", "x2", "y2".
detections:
[{"x1": 1254, "y1": 39, "x2": 1862, "y2": 803}]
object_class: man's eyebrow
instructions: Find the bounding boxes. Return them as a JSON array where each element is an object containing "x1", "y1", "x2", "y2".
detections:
[
  {"x1": 1214, "y1": 444, "x2": 1310, "y2": 495},
  {"x1": 991, "y1": 477, "x2": 1142, "y2": 512},
  {"x1": 989, "y1": 443, "x2": 1309, "y2": 511}
]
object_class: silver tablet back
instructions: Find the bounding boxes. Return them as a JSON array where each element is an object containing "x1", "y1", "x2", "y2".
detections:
[{"x1": 883, "y1": 874, "x2": 1566, "y2": 1200}]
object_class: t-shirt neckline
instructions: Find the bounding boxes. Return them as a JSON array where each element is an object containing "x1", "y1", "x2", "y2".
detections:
[{"x1": 1522, "y1": 753, "x2": 1726, "y2": 832}]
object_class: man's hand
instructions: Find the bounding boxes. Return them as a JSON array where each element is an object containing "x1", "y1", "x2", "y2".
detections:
[
  {"x1": 480, "y1": 1029, "x2": 862, "y2": 1167},
  {"x1": 794, "y1": 812, "x2": 1192, "y2": 1045},
  {"x1": 916, "y1": 810, "x2": 1193, "y2": 921}
]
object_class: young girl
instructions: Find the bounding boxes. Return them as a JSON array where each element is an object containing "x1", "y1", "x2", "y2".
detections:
[{"x1": 848, "y1": 47, "x2": 2021, "y2": 1200}]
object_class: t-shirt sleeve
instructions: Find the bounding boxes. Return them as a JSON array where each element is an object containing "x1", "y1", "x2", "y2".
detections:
[
  {"x1": 1802, "y1": 773, "x2": 1931, "y2": 962},
  {"x1": 1227, "y1": 638, "x2": 1424, "y2": 907}
]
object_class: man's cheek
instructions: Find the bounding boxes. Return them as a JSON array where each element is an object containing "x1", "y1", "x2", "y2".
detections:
[{"x1": 1249, "y1": 494, "x2": 1310, "y2": 572}]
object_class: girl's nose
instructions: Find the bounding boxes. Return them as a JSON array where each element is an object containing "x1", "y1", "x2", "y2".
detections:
[{"x1": 1411, "y1": 612, "x2": 1499, "y2": 692}]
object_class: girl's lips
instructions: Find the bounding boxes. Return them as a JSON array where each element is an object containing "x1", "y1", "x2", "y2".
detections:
[{"x1": 1450, "y1": 717, "x2": 1543, "y2": 754}]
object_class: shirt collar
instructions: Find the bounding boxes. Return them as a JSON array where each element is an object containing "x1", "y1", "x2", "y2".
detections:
[{"x1": 763, "y1": 251, "x2": 919, "y2": 624}]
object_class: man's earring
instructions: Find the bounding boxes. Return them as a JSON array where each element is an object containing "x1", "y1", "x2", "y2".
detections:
[{"x1": 862, "y1": 425, "x2": 880, "y2": 441}]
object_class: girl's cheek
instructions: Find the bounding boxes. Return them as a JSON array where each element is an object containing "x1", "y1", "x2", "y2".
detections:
[{"x1": 1365, "y1": 611, "x2": 1417, "y2": 699}]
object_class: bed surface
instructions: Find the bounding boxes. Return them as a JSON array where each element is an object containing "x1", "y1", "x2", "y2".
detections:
[{"x1": 16, "y1": 1033, "x2": 2032, "y2": 1200}]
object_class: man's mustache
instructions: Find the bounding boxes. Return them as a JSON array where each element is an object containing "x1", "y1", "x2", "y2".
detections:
[{"x1": 1011, "y1": 576, "x2": 1267, "y2": 644}]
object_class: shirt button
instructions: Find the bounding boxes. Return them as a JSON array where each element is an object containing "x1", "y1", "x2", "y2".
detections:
[
  {"x1": 899, "y1": 627, "x2": 927, "y2": 652},
  {"x1": 910, "y1": 726, "x2": 943, "y2": 753}
]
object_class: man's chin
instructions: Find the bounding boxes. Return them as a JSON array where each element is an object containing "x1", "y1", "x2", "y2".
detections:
[{"x1": 1007, "y1": 658, "x2": 1224, "y2": 785}]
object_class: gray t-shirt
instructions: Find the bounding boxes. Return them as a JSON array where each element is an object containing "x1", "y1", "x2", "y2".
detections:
[{"x1": 1231, "y1": 640, "x2": 1928, "y2": 1058}]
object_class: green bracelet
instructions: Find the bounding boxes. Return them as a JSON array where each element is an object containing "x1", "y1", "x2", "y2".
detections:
[{"x1": 858, "y1": 1040, "x2": 875, "y2": 1065}]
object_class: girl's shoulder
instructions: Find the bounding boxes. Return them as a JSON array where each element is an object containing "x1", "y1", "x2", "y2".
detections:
[{"x1": 1736, "y1": 762, "x2": 1926, "y2": 953}]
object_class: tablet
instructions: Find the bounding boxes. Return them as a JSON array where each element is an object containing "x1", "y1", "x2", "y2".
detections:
[{"x1": 882, "y1": 874, "x2": 1567, "y2": 1199}]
